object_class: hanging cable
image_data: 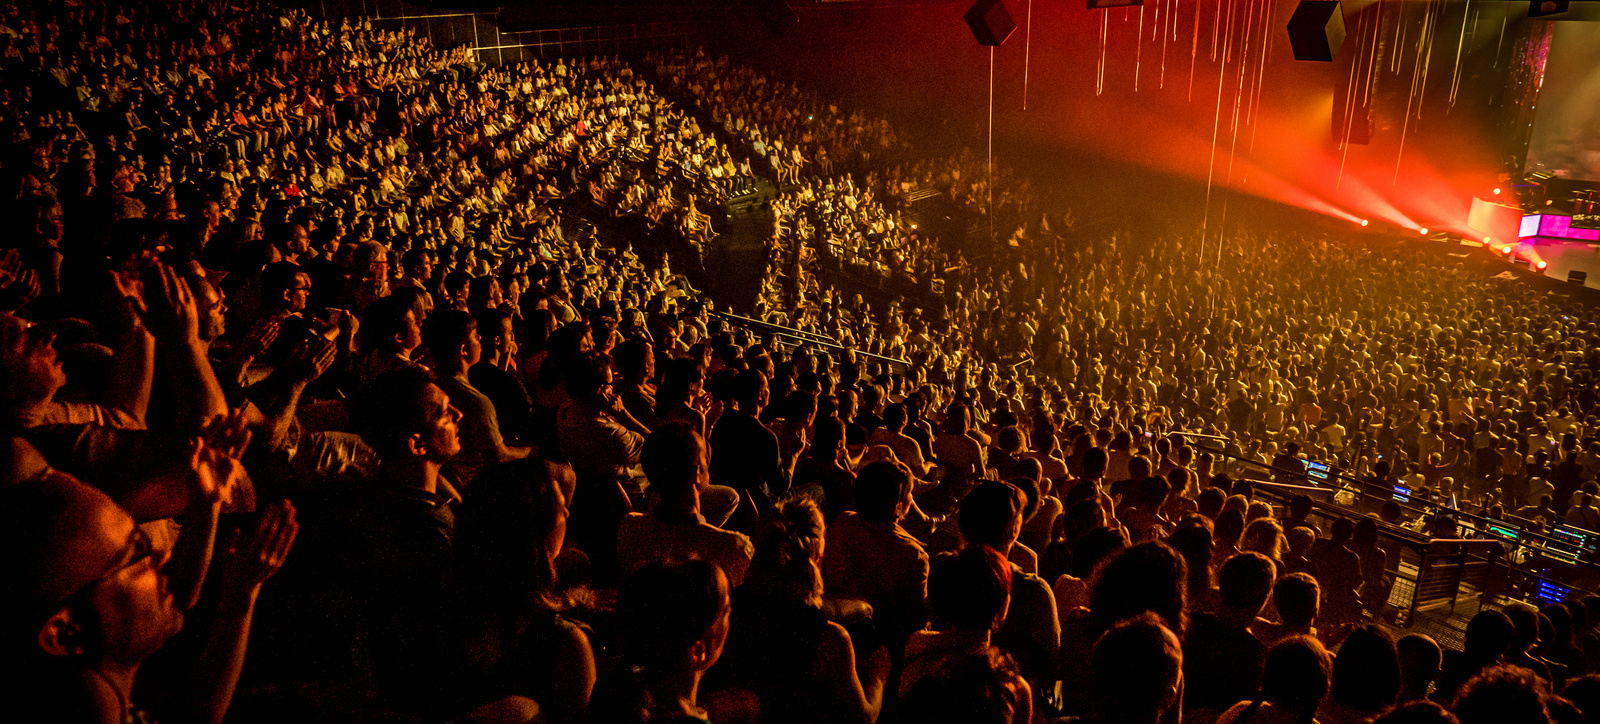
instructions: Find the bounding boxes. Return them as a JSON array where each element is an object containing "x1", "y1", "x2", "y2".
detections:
[
  {"x1": 989, "y1": 46, "x2": 996, "y2": 248},
  {"x1": 1023, "y1": 0, "x2": 1033, "y2": 109},
  {"x1": 1160, "y1": 0, "x2": 1174, "y2": 88},
  {"x1": 1336, "y1": 2, "x2": 1366, "y2": 190},
  {"x1": 1189, "y1": 0, "x2": 1202, "y2": 100},
  {"x1": 1495, "y1": 0, "x2": 1506, "y2": 69},
  {"x1": 1448, "y1": 0, "x2": 1471, "y2": 105},
  {"x1": 1136, "y1": 4, "x2": 1146, "y2": 91},
  {"x1": 1100, "y1": 10, "x2": 1110, "y2": 96},
  {"x1": 1202, "y1": 0, "x2": 1232, "y2": 261}
]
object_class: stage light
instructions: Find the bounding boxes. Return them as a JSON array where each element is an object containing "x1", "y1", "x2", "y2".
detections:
[
  {"x1": 1418, "y1": 228, "x2": 1428, "y2": 235},
  {"x1": 1502, "y1": 245, "x2": 1514, "y2": 255},
  {"x1": 1547, "y1": 200, "x2": 1555, "y2": 206},
  {"x1": 1538, "y1": 261, "x2": 1548, "y2": 270},
  {"x1": 1493, "y1": 188, "x2": 1502, "y2": 195},
  {"x1": 1359, "y1": 219, "x2": 1369, "y2": 227},
  {"x1": 1484, "y1": 236, "x2": 1492, "y2": 243}
]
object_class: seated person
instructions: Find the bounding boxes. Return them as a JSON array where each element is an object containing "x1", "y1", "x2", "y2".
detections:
[
  {"x1": 0, "y1": 473, "x2": 296, "y2": 724},
  {"x1": 617, "y1": 421, "x2": 752, "y2": 585}
]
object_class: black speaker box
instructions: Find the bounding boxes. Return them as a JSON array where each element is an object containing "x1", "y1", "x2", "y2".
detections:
[
  {"x1": 965, "y1": 0, "x2": 1017, "y2": 47},
  {"x1": 1288, "y1": 1, "x2": 1346, "y2": 62},
  {"x1": 751, "y1": 0, "x2": 797, "y2": 34},
  {"x1": 1530, "y1": 0, "x2": 1571, "y2": 18}
]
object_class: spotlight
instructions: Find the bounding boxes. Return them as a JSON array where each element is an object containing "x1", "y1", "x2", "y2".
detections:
[
  {"x1": 1484, "y1": 236, "x2": 1493, "y2": 243},
  {"x1": 1547, "y1": 200, "x2": 1555, "y2": 206},
  {"x1": 1502, "y1": 245, "x2": 1514, "y2": 255},
  {"x1": 1359, "y1": 219, "x2": 1369, "y2": 227},
  {"x1": 1493, "y1": 188, "x2": 1502, "y2": 195},
  {"x1": 1418, "y1": 228, "x2": 1428, "y2": 235},
  {"x1": 1538, "y1": 260, "x2": 1548, "y2": 270}
]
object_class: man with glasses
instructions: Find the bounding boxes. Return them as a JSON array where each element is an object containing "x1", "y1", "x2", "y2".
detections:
[
  {"x1": 257, "y1": 262, "x2": 312, "y2": 325},
  {"x1": 1, "y1": 472, "x2": 297, "y2": 723}
]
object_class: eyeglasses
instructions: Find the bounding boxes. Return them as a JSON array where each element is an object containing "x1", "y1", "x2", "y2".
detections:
[{"x1": 49, "y1": 526, "x2": 155, "y2": 613}]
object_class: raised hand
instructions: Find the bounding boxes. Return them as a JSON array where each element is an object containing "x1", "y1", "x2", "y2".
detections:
[
  {"x1": 141, "y1": 262, "x2": 201, "y2": 343},
  {"x1": 0, "y1": 267, "x2": 40, "y2": 311},
  {"x1": 0, "y1": 249, "x2": 22, "y2": 287},
  {"x1": 189, "y1": 408, "x2": 254, "y2": 510},
  {"x1": 220, "y1": 499, "x2": 298, "y2": 595},
  {"x1": 0, "y1": 249, "x2": 40, "y2": 311},
  {"x1": 238, "y1": 318, "x2": 282, "y2": 359},
  {"x1": 326, "y1": 307, "x2": 358, "y2": 339},
  {"x1": 284, "y1": 337, "x2": 337, "y2": 384}
]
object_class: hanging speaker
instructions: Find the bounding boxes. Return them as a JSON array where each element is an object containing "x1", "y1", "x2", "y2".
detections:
[
  {"x1": 964, "y1": 0, "x2": 1017, "y2": 47},
  {"x1": 748, "y1": 0, "x2": 797, "y2": 34},
  {"x1": 1529, "y1": 0, "x2": 1570, "y2": 17},
  {"x1": 1287, "y1": 1, "x2": 1346, "y2": 62}
]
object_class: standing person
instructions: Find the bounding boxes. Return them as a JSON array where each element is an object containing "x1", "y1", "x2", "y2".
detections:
[
  {"x1": 1216, "y1": 636, "x2": 1332, "y2": 724},
  {"x1": 349, "y1": 367, "x2": 484, "y2": 718},
  {"x1": 1087, "y1": 612, "x2": 1186, "y2": 724},
  {"x1": 1184, "y1": 552, "x2": 1273, "y2": 719},
  {"x1": 1322, "y1": 625, "x2": 1402, "y2": 724}
]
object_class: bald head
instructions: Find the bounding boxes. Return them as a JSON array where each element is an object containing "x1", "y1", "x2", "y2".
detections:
[{"x1": 2, "y1": 475, "x2": 133, "y2": 628}]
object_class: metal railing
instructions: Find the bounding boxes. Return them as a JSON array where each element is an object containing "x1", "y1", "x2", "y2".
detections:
[
  {"x1": 710, "y1": 310, "x2": 911, "y2": 369},
  {"x1": 1179, "y1": 435, "x2": 1600, "y2": 614}
]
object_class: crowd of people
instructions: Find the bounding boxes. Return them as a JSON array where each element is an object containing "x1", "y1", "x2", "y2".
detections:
[{"x1": 5, "y1": 1, "x2": 1600, "y2": 724}]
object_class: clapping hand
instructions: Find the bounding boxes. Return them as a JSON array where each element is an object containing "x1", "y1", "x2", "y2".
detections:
[
  {"x1": 110, "y1": 267, "x2": 148, "y2": 329},
  {"x1": 284, "y1": 336, "x2": 337, "y2": 385},
  {"x1": 190, "y1": 408, "x2": 254, "y2": 511},
  {"x1": 0, "y1": 249, "x2": 21, "y2": 288},
  {"x1": 0, "y1": 250, "x2": 40, "y2": 311},
  {"x1": 238, "y1": 319, "x2": 282, "y2": 359},
  {"x1": 137, "y1": 261, "x2": 201, "y2": 343},
  {"x1": 220, "y1": 499, "x2": 298, "y2": 596}
]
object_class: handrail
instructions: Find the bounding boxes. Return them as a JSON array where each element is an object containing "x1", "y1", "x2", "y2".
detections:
[
  {"x1": 1187, "y1": 437, "x2": 1600, "y2": 560},
  {"x1": 1245, "y1": 479, "x2": 1327, "y2": 494},
  {"x1": 712, "y1": 310, "x2": 835, "y2": 344},
  {"x1": 1187, "y1": 437, "x2": 1600, "y2": 604},
  {"x1": 711, "y1": 310, "x2": 912, "y2": 368},
  {"x1": 1242, "y1": 472, "x2": 1600, "y2": 608}
]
